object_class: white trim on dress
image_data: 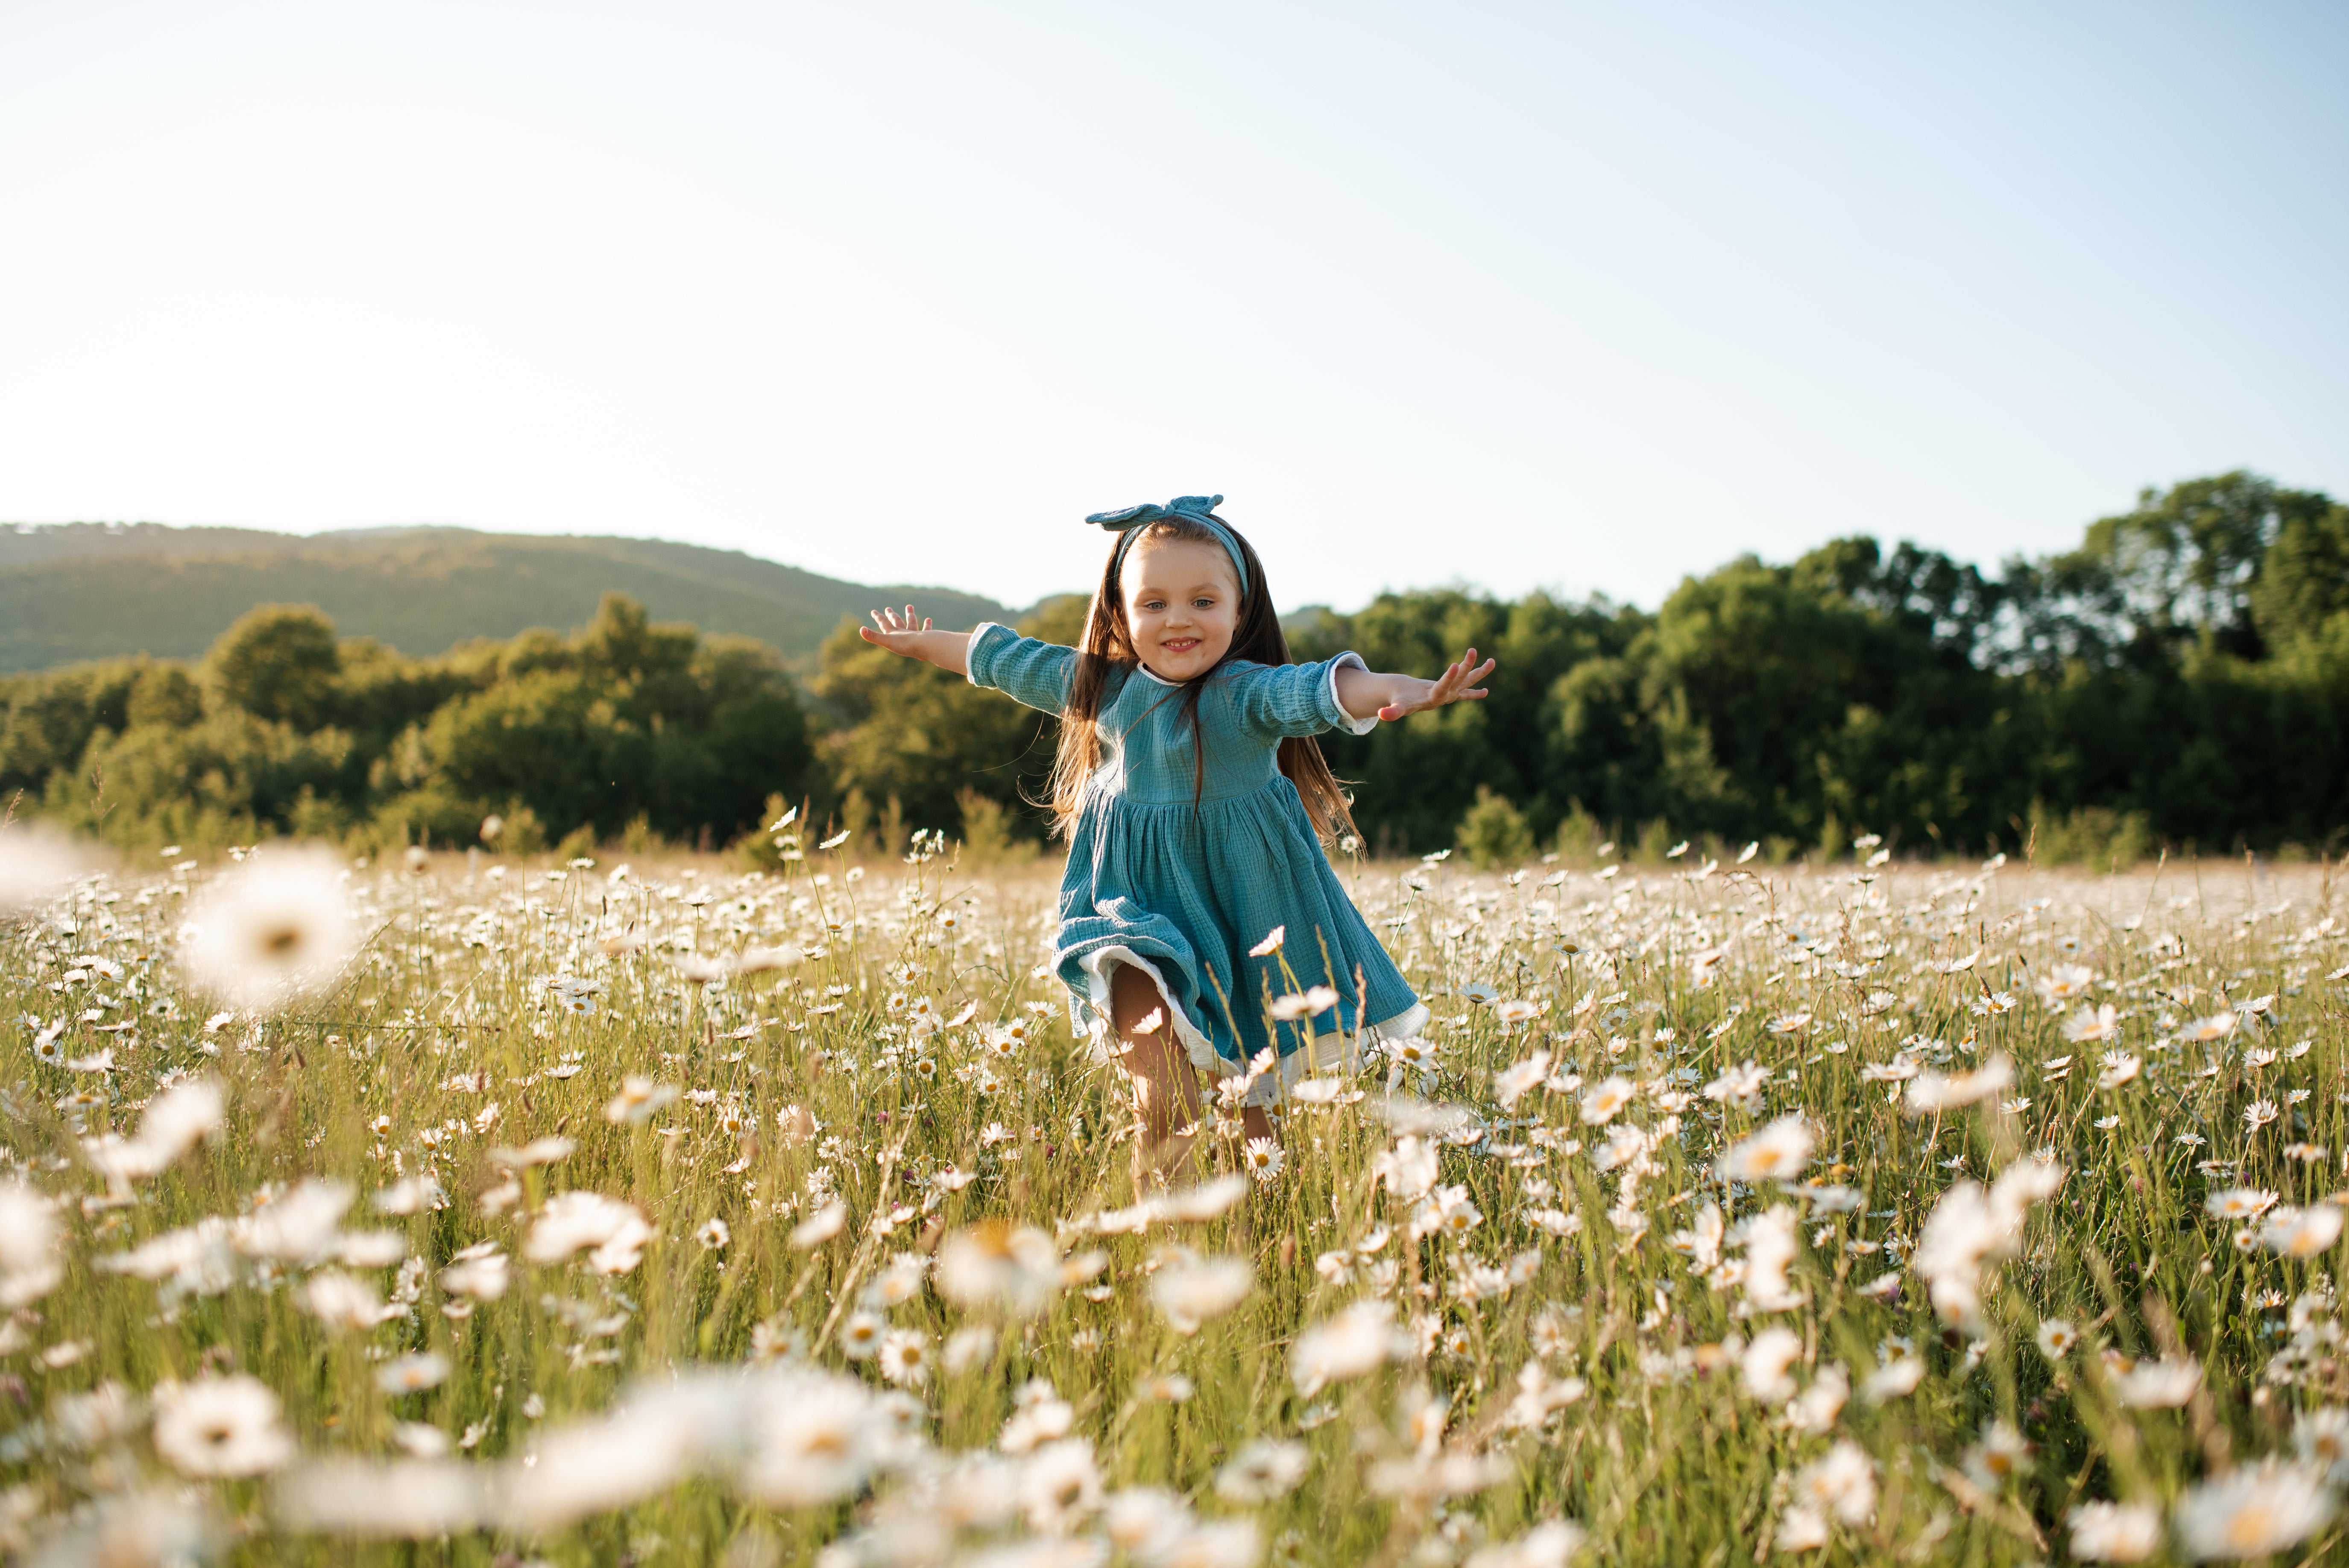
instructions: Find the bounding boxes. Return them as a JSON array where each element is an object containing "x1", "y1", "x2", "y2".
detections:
[
  {"x1": 1081, "y1": 948, "x2": 1429, "y2": 1108},
  {"x1": 1324, "y1": 652, "x2": 1380, "y2": 736},
  {"x1": 963, "y1": 622, "x2": 1008, "y2": 685}
]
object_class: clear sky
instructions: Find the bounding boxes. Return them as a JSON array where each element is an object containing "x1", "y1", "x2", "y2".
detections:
[{"x1": 0, "y1": 2, "x2": 2342, "y2": 614}]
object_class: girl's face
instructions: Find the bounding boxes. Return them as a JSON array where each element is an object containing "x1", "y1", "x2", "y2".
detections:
[{"x1": 1120, "y1": 536, "x2": 1241, "y2": 682}]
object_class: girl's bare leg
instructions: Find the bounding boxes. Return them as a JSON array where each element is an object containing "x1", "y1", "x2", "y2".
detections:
[
  {"x1": 1111, "y1": 963, "x2": 1200, "y2": 1182},
  {"x1": 1110, "y1": 963, "x2": 1274, "y2": 1186}
]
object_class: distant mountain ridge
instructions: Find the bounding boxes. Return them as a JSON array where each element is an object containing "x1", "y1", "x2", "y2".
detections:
[{"x1": 0, "y1": 523, "x2": 1023, "y2": 671}]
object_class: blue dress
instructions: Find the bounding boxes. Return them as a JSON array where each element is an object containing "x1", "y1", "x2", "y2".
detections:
[{"x1": 965, "y1": 623, "x2": 1427, "y2": 1103}]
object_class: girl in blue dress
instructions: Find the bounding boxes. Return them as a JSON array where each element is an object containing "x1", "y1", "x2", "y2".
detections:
[{"x1": 860, "y1": 495, "x2": 1495, "y2": 1178}]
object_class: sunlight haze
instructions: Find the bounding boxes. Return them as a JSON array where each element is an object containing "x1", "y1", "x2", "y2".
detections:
[{"x1": 0, "y1": 1, "x2": 2342, "y2": 612}]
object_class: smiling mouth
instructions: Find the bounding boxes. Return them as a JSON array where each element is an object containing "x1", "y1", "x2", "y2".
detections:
[{"x1": 1162, "y1": 638, "x2": 1201, "y2": 652}]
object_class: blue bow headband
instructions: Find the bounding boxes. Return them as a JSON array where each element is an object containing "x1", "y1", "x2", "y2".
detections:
[{"x1": 1086, "y1": 494, "x2": 1250, "y2": 600}]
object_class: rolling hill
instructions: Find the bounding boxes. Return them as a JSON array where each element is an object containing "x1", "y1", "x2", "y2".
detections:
[{"x1": 0, "y1": 524, "x2": 1022, "y2": 671}]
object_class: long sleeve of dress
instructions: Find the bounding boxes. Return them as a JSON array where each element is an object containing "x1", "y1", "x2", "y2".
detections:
[
  {"x1": 965, "y1": 623, "x2": 1076, "y2": 714},
  {"x1": 1218, "y1": 654, "x2": 1381, "y2": 740}
]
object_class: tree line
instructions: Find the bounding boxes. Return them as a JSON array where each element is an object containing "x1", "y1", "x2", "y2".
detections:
[{"x1": 3, "y1": 472, "x2": 2345, "y2": 866}]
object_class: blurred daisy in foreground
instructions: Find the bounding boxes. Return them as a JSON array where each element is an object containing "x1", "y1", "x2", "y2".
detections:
[
  {"x1": 2172, "y1": 1460, "x2": 2333, "y2": 1561},
  {"x1": 2207, "y1": 1187, "x2": 2279, "y2": 1221},
  {"x1": 1292, "y1": 1300, "x2": 1406, "y2": 1396},
  {"x1": 2295, "y1": 1407, "x2": 2349, "y2": 1486},
  {"x1": 935, "y1": 1220, "x2": 1063, "y2": 1316},
  {"x1": 1860, "y1": 1353, "x2": 1923, "y2": 1403},
  {"x1": 1214, "y1": 1439, "x2": 1307, "y2": 1503},
  {"x1": 1715, "y1": 1115, "x2": 1814, "y2": 1182},
  {"x1": 1740, "y1": 1327, "x2": 1802, "y2": 1403},
  {"x1": 740, "y1": 1373, "x2": 886, "y2": 1507},
  {"x1": 2066, "y1": 1500, "x2": 2162, "y2": 1563},
  {"x1": 152, "y1": 1375, "x2": 294, "y2": 1478},
  {"x1": 83, "y1": 1077, "x2": 225, "y2": 1193},
  {"x1": 1149, "y1": 1255, "x2": 1253, "y2": 1334},
  {"x1": 0, "y1": 1178, "x2": 64, "y2": 1307},
  {"x1": 1579, "y1": 1076, "x2": 1636, "y2": 1125},
  {"x1": 2112, "y1": 1357, "x2": 2202, "y2": 1409},
  {"x1": 2261, "y1": 1205, "x2": 2343, "y2": 1258},
  {"x1": 524, "y1": 1192, "x2": 652, "y2": 1275},
  {"x1": 375, "y1": 1353, "x2": 450, "y2": 1396},
  {"x1": 0, "y1": 826, "x2": 88, "y2": 914},
  {"x1": 1905, "y1": 1055, "x2": 2013, "y2": 1114},
  {"x1": 2038, "y1": 964, "x2": 2096, "y2": 1003},
  {"x1": 1791, "y1": 1440, "x2": 1875, "y2": 1527},
  {"x1": 179, "y1": 848, "x2": 357, "y2": 1011},
  {"x1": 1963, "y1": 1420, "x2": 2030, "y2": 1489}
]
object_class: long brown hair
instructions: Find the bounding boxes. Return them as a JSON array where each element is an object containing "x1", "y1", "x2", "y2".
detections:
[{"x1": 1042, "y1": 516, "x2": 1357, "y2": 846}]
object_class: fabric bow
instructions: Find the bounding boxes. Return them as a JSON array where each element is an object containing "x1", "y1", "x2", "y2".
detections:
[
  {"x1": 1085, "y1": 494, "x2": 1227, "y2": 532},
  {"x1": 1084, "y1": 495, "x2": 1249, "y2": 597}
]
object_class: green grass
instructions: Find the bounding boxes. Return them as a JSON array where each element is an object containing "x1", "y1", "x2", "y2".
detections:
[{"x1": 5, "y1": 845, "x2": 2346, "y2": 1565}]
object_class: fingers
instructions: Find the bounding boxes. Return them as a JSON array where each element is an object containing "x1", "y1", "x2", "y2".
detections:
[
  {"x1": 1440, "y1": 655, "x2": 1495, "y2": 695},
  {"x1": 1380, "y1": 651, "x2": 1498, "y2": 721},
  {"x1": 864, "y1": 607, "x2": 933, "y2": 650},
  {"x1": 1430, "y1": 649, "x2": 1482, "y2": 696}
]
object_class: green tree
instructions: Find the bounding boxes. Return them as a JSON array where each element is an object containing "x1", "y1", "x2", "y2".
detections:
[
  {"x1": 808, "y1": 598, "x2": 1083, "y2": 842},
  {"x1": 1315, "y1": 589, "x2": 1637, "y2": 852},
  {"x1": 208, "y1": 606, "x2": 342, "y2": 729},
  {"x1": 2250, "y1": 494, "x2": 2349, "y2": 652},
  {"x1": 2009, "y1": 472, "x2": 2335, "y2": 671},
  {"x1": 1455, "y1": 785, "x2": 1534, "y2": 868},
  {"x1": 376, "y1": 598, "x2": 816, "y2": 847},
  {"x1": 0, "y1": 665, "x2": 138, "y2": 801},
  {"x1": 127, "y1": 664, "x2": 204, "y2": 730},
  {"x1": 5, "y1": 473, "x2": 2347, "y2": 860}
]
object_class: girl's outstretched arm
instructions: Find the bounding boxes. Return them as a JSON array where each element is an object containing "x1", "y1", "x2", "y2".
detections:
[
  {"x1": 1334, "y1": 647, "x2": 1497, "y2": 723},
  {"x1": 858, "y1": 605, "x2": 972, "y2": 675}
]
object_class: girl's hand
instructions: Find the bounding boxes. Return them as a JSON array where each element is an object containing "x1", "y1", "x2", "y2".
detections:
[
  {"x1": 860, "y1": 604, "x2": 935, "y2": 657},
  {"x1": 1377, "y1": 647, "x2": 1496, "y2": 721},
  {"x1": 857, "y1": 606, "x2": 975, "y2": 676}
]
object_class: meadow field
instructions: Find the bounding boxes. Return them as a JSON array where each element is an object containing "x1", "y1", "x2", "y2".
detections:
[{"x1": 3, "y1": 835, "x2": 2346, "y2": 1566}]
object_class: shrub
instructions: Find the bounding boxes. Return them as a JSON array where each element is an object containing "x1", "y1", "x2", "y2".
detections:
[
  {"x1": 1456, "y1": 785, "x2": 1534, "y2": 869},
  {"x1": 956, "y1": 786, "x2": 1034, "y2": 868},
  {"x1": 1552, "y1": 802, "x2": 1605, "y2": 863}
]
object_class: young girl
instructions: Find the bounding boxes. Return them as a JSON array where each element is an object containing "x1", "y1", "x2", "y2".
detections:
[{"x1": 860, "y1": 495, "x2": 1495, "y2": 1177}]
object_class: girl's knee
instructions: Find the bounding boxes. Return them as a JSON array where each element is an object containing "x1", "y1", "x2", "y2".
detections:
[{"x1": 1107, "y1": 961, "x2": 1160, "y2": 1024}]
